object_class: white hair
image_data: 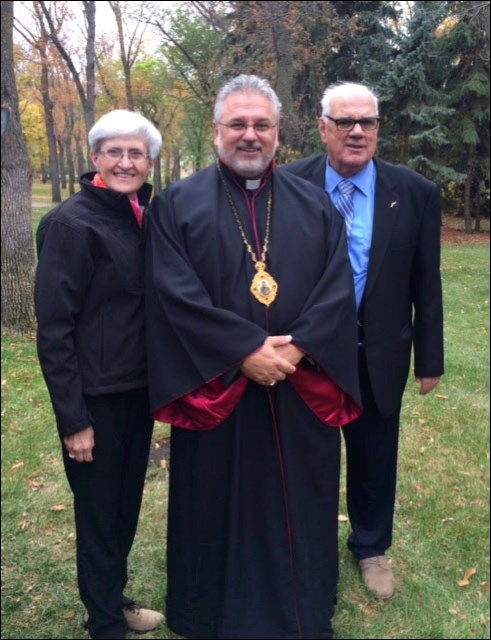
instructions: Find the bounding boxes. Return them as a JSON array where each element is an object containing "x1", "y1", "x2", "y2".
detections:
[
  {"x1": 88, "y1": 109, "x2": 162, "y2": 159},
  {"x1": 321, "y1": 82, "x2": 379, "y2": 117}
]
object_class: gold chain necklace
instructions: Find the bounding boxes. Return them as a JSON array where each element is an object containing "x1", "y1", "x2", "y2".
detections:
[{"x1": 217, "y1": 160, "x2": 278, "y2": 307}]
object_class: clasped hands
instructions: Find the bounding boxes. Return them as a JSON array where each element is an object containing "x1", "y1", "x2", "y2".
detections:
[{"x1": 240, "y1": 335, "x2": 304, "y2": 387}]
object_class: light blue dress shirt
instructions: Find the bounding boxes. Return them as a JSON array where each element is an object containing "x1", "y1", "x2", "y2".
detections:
[{"x1": 325, "y1": 160, "x2": 376, "y2": 308}]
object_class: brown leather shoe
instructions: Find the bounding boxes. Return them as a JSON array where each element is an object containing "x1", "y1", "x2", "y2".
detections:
[
  {"x1": 359, "y1": 555, "x2": 395, "y2": 599},
  {"x1": 122, "y1": 605, "x2": 165, "y2": 633}
]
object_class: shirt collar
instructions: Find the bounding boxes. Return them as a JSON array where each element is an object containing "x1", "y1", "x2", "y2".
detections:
[{"x1": 326, "y1": 159, "x2": 375, "y2": 197}]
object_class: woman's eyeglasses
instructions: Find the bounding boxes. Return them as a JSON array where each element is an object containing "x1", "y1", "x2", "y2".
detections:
[{"x1": 99, "y1": 148, "x2": 150, "y2": 162}]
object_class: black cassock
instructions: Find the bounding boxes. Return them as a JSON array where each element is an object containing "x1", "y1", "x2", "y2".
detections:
[{"x1": 145, "y1": 162, "x2": 362, "y2": 639}]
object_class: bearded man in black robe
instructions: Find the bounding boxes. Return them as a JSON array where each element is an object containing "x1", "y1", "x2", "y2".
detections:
[{"x1": 145, "y1": 74, "x2": 362, "y2": 640}]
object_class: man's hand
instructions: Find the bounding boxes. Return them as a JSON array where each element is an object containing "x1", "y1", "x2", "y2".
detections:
[
  {"x1": 416, "y1": 376, "x2": 441, "y2": 395},
  {"x1": 274, "y1": 343, "x2": 304, "y2": 367},
  {"x1": 241, "y1": 335, "x2": 297, "y2": 386},
  {"x1": 64, "y1": 426, "x2": 95, "y2": 463}
]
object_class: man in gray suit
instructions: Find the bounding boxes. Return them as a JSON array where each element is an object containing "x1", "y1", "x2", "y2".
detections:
[{"x1": 284, "y1": 82, "x2": 444, "y2": 599}]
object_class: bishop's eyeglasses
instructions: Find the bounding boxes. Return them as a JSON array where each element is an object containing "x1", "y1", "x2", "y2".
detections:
[{"x1": 217, "y1": 121, "x2": 278, "y2": 134}]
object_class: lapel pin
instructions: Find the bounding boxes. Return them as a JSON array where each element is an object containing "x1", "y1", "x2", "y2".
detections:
[{"x1": 390, "y1": 201, "x2": 397, "y2": 208}]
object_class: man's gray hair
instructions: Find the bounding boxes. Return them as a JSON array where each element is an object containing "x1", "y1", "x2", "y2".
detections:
[
  {"x1": 321, "y1": 82, "x2": 379, "y2": 117},
  {"x1": 88, "y1": 109, "x2": 162, "y2": 159},
  {"x1": 214, "y1": 75, "x2": 282, "y2": 122}
]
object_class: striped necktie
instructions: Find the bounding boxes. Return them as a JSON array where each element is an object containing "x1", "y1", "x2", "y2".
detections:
[{"x1": 337, "y1": 179, "x2": 355, "y2": 236}]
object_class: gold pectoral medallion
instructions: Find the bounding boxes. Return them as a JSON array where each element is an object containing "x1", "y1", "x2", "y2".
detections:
[
  {"x1": 216, "y1": 161, "x2": 278, "y2": 307},
  {"x1": 251, "y1": 261, "x2": 278, "y2": 307}
]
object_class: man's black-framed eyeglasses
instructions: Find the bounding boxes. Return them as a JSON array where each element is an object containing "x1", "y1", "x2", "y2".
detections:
[
  {"x1": 324, "y1": 115, "x2": 380, "y2": 132},
  {"x1": 217, "y1": 121, "x2": 278, "y2": 134}
]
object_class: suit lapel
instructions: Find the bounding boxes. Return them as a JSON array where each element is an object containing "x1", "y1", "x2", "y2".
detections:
[{"x1": 365, "y1": 165, "x2": 399, "y2": 297}]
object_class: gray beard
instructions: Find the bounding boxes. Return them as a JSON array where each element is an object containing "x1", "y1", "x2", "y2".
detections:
[{"x1": 226, "y1": 155, "x2": 271, "y2": 178}]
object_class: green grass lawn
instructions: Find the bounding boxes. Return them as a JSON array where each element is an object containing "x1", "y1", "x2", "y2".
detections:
[
  {"x1": 336, "y1": 244, "x2": 490, "y2": 639},
  {"x1": 1, "y1": 187, "x2": 489, "y2": 638}
]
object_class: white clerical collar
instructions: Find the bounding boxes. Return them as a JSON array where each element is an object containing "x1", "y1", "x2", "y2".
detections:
[{"x1": 245, "y1": 179, "x2": 261, "y2": 190}]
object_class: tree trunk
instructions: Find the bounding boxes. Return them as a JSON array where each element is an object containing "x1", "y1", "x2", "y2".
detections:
[
  {"x1": 76, "y1": 138, "x2": 86, "y2": 177},
  {"x1": 473, "y1": 177, "x2": 481, "y2": 232},
  {"x1": 164, "y1": 148, "x2": 171, "y2": 188},
  {"x1": 264, "y1": 1, "x2": 302, "y2": 151},
  {"x1": 64, "y1": 103, "x2": 76, "y2": 195},
  {"x1": 1, "y1": 1, "x2": 36, "y2": 335},
  {"x1": 83, "y1": 1, "x2": 96, "y2": 136},
  {"x1": 172, "y1": 145, "x2": 181, "y2": 182},
  {"x1": 463, "y1": 152, "x2": 475, "y2": 234},
  {"x1": 110, "y1": 0, "x2": 135, "y2": 110},
  {"x1": 153, "y1": 155, "x2": 162, "y2": 193},
  {"x1": 40, "y1": 54, "x2": 61, "y2": 202},
  {"x1": 58, "y1": 137, "x2": 67, "y2": 190},
  {"x1": 66, "y1": 137, "x2": 76, "y2": 196},
  {"x1": 32, "y1": 1, "x2": 62, "y2": 202}
]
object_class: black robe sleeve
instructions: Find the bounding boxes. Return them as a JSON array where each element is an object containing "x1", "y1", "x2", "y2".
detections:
[{"x1": 145, "y1": 181, "x2": 269, "y2": 412}]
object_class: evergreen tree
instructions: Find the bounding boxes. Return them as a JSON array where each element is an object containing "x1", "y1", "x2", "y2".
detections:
[{"x1": 436, "y1": 1, "x2": 490, "y2": 229}]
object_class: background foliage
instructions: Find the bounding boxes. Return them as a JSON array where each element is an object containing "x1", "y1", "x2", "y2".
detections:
[
  {"x1": 11, "y1": 0, "x2": 490, "y2": 221},
  {"x1": 2, "y1": 1, "x2": 489, "y2": 334}
]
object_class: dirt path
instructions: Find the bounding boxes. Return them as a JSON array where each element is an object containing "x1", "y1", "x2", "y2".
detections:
[{"x1": 441, "y1": 226, "x2": 489, "y2": 245}]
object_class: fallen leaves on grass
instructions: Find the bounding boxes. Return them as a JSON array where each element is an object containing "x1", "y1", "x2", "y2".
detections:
[
  {"x1": 50, "y1": 503, "x2": 68, "y2": 512},
  {"x1": 458, "y1": 567, "x2": 477, "y2": 586}
]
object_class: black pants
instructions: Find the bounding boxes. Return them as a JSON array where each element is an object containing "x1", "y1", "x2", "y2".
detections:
[
  {"x1": 62, "y1": 388, "x2": 153, "y2": 639},
  {"x1": 342, "y1": 350, "x2": 401, "y2": 560}
]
